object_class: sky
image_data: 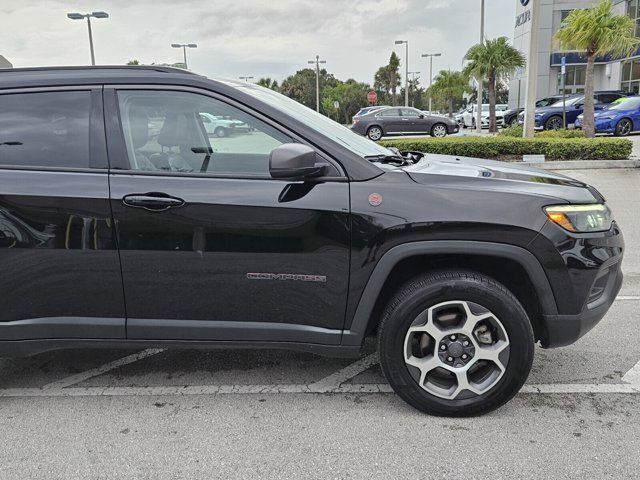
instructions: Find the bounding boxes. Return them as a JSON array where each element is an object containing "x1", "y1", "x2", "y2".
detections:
[{"x1": 1, "y1": 0, "x2": 517, "y2": 86}]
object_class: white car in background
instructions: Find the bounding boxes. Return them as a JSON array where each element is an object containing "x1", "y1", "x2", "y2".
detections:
[
  {"x1": 461, "y1": 104, "x2": 508, "y2": 128},
  {"x1": 199, "y1": 112, "x2": 248, "y2": 137}
]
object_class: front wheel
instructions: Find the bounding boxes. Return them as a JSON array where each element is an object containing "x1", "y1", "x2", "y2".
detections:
[
  {"x1": 431, "y1": 123, "x2": 448, "y2": 138},
  {"x1": 544, "y1": 115, "x2": 563, "y2": 130},
  {"x1": 615, "y1": 118, "x2": 633, "y2": 137},
  {"x1": 378, "y1": 270, "x2": 534, "y2": 417},
  {"x1": 214, "y1": 127, "x2": 228, "y2": 138},
  {"x1": 509, "y1": 117, "x2": 518, "y2": 127},
  {"x1": 367, "y1": 126, "x2": 383, "y2": 141}
]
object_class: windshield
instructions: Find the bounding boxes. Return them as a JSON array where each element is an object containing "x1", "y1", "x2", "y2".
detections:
[
  {"x1": 550, "y1": 96, "x2": 583, "y2": 107},
  {"x1": 237, "y1": 84, "x2": 392, "y2": 158},
  {"x1": 607, "y1": 97, "x2": 640, "y2": 110}
]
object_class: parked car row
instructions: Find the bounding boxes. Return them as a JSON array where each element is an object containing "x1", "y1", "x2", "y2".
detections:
[
  {"x1": 351, "y1": 106, "x2": 459, "y2": 140},
  {"x1": 516, "y1": 90, "x2": 634, "y2": 131},
  {"x1": 574, "y1": 95, "x2": 640, "y2": 136}
]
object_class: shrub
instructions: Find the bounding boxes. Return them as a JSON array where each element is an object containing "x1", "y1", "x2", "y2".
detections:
[
  {"x1": 535, "y1": 129, "x2": 586, "y2": 138},
  {"x1": 498, "y1": 126, "x2": 585, "y2": 138},
  {"x1": 498, "y1": 125, "x2": 523, "y2": 137},
  {"x1": 378, "y1": 136, "x2": 631, "y2": 161}
]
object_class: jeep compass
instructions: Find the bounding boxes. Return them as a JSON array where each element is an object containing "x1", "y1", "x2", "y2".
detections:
[{"x1": 0, "y1": 66, "x2": 623, "y2": 416}]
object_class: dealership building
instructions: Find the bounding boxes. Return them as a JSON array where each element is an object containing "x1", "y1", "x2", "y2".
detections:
[{"x1": 508, "y1": 0, "x2": 639, "y2": 109}]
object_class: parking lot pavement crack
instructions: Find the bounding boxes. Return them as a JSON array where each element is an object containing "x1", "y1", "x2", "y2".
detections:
[
  {"x1": 41, "y1": 348, "x2": 166, "y2": 390},
  {"x1": 307, "y1": 354, "x2": 379, "y2": 393}
]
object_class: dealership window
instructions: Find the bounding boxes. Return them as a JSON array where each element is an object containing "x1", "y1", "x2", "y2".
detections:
[
  {"x1": 559, "y1": 66, "x2": 586, "y2": 94},
  {"x1": 621, "y1": 59, "x2": 640, "y2": 93},
  {"x1": 629, "y1": 0, "x2": 640, "y2": 36}
]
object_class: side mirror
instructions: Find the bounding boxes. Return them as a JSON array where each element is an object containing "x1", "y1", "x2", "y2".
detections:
[
  {"x1": 594, "y1": 104, "x2": 605, "y2": 110},
  {"x1": 419, "y1": 114, "x2": 425, "y2": 119},
  {"x1": 269, "y1": 144, "x2": 326, "y2": 180}
]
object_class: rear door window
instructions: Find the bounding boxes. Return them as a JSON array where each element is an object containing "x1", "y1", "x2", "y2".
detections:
[
  {"x1": 0, "y1": 91, "x2": 92, "y2": 169},
  {"x1": 379, "y1": 108, "x2": 402, "y2": 117}
]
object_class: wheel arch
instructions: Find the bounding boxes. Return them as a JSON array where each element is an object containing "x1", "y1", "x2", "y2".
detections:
[{"x1": 342, "y1": 241, "x2": 557, "y2": 347}]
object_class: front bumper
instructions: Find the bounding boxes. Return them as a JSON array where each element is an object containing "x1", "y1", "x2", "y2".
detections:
[
  {"x1": 540, "y1": 258, "x2": 623, "y2": 348},
  {"x1": 535, "y1": 221, "x2": 624, "y2": 348}
]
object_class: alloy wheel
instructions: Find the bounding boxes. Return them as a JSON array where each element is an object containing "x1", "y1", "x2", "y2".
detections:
[
  {"x1": 617, "y1": 119, "x2": 632, "y2": 136},
  {"x1": 545, "y1": 116, "x2": 563, "y2": 130},
  {"x1": 368, "y1": 127, "x2": 383, "y2": 141},
  {"x1": 432, "y1": 124, "x2": 448, "y2": 138},
  {"x1": 403, "y1": 300, "x2": 510, "y2": 400}
]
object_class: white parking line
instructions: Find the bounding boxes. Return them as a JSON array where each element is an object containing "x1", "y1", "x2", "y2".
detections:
[
  {"x1": 0, "y1": 383, "x2": 639, "y2": 398},
  {"x1": 622, "y1": 360, "x2": 640, "y2": 385},
  {"x1": 616, "y1": 296, "x2": 640, "y2": 301},
  {"x1": 42, "y1": 348, "x2": 165, "y2": 390}
]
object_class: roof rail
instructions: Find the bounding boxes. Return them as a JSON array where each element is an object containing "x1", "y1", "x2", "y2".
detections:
[{"x1": 0, "y1": 65, "x2": 196, "y2": 75}]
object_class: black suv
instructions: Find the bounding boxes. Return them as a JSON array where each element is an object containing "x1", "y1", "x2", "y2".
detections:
[{"x1": 0, "y1": 67, "x2": 623, "y2": 416}]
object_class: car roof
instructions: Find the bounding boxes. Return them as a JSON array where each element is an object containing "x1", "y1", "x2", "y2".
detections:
[{"x1": 0, "y1": 65, "x2": 240, "y2": 90}]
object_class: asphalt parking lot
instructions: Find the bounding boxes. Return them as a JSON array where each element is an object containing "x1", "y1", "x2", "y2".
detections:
[{"x1": 1, "y1": 168, "x2": 639, "y2": 480}]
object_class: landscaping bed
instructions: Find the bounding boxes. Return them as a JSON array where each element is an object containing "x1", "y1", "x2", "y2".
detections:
[{"x1": 378, "y1": 136, "x2": 632, "y2": 161}]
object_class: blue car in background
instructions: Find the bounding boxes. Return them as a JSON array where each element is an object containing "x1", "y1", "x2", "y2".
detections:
[
  {"x1": 575, "y1": 96, "x2": 640, "y2": 136},
  {"x1": 531, "y1": 91, "x2": 629, "y2": 130}
]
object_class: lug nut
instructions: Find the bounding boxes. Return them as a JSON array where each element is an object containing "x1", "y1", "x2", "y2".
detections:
[
  {"x1": 463, "y1": 341, "x2": 469, "y2": 347},
  {"x1": 440, "y1": 345, "x2": 447, "y2": 350},
  {"x1": 462, "y1": 354, "x2": 468, "y2": 359},
  {"x1": 447, "y1": 356, "x2": 453, "y2": 362},
  {"x1": 449, "y1": 335, "x2": 456, "y2": 341}
]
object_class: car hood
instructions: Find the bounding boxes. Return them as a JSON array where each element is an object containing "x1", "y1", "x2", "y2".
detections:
[
  {"x1": 398, "y1": 153, "x2": 601, "y2": 204},
  {"x1": 535, "y1": 106, "x2": 566, "y2": 115}
]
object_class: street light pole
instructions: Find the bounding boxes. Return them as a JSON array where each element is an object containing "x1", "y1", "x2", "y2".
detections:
[
  {"x1": 395, "y1": 40, "x2": 409, "y2": 107},
  {"x1": 67, "y1": 11, "x2": 109, "y2": 65},
  {"x1": 308, "y1": 55, "x2": 326, "y2": 113},
  {"x1": 422, "y1": 53, "x2": 442, "y2": 113},
  {"x1": 171, "y1": 43, "x2": 198, "y2": 70},
  {"x1": 476, "y1": 0, "x2": 485, "y2": 133}
]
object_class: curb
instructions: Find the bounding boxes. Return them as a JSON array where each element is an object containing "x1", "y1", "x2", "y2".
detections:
[{"x1": 520, "y1": 159, "x2": 640, "y2": 170}]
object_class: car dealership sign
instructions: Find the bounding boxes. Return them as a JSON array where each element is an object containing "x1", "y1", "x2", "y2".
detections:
[{"x1": 515, "y1": 9, "x2": 531, "y2": 27}]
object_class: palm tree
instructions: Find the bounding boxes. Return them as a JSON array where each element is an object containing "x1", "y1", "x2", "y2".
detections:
[
  {"x1": 555, "y1": 0, "x2": 639, "y2": 137},
  {"x1": 464, "y1": 37, "x2": 525, "y2": 132},
  {"x1": 374, "y1": 52, "x2": 402, "y2": 105},
  {"x1": 429, "y1": 70, "x2": 470, "y2": 117},
  {"x1": 257, "y1": 77, "x2": 279, "y2": 91}
]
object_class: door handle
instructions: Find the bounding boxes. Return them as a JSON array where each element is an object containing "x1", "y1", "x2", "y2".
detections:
[{"x1": 122, "y1": 193, "x2": 185, "y2": 212}]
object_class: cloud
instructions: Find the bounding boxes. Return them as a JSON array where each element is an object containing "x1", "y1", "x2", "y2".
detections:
[{"x1": 1, "y1": 0, "x2": 516, "y2": 84}]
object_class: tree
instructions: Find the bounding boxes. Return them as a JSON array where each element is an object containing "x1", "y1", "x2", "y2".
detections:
[
  {"x1": 555, "y1": 0, "x2": 639, "y2": 137},
  {"x1": 257, "y1": 77, "x2": 279, "y2": 91},
  {"x1": 322, "y1": 79, "x2": 371, "y2": 124},
  {"x1": 126, "y1": 59, "x2": 140, "y2": 65},
  {"x1": 374, "y1": 52, "x2": 402, "y2": 106},
  {"x1": 280, "y1": 68, "x2": 337, "y2": 113},
  {"x1": 464, "y1": 37, "x2": 525, "y2": 132},
  {"x1": 429, "y1": 70, "x2": 470, "y2": 117}
]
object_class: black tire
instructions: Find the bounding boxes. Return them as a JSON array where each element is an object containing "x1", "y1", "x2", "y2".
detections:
[
  {"x1": 615, "y1": 118, "x2": 633, "y2": 137},
  {"x1": 377, "y1": 270, "x2": 534, "y2": 417},
  {"x1": 544, "y1": 115, "x2": 563, "y2": 130},
  {"x1": 367, "y1": 125, "x2": 384, "y2": 141},
  {"x1": 509, "y1": 117, "x2": 518, "y2": 127},
  {"x1": 214, "y1": 127, "x2": 227, "y2": 138}
]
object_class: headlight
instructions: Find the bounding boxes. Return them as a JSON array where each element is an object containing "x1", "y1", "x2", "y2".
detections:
[{"x1": 544, "y1": 204, "x2": 613, "y2": 233}]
